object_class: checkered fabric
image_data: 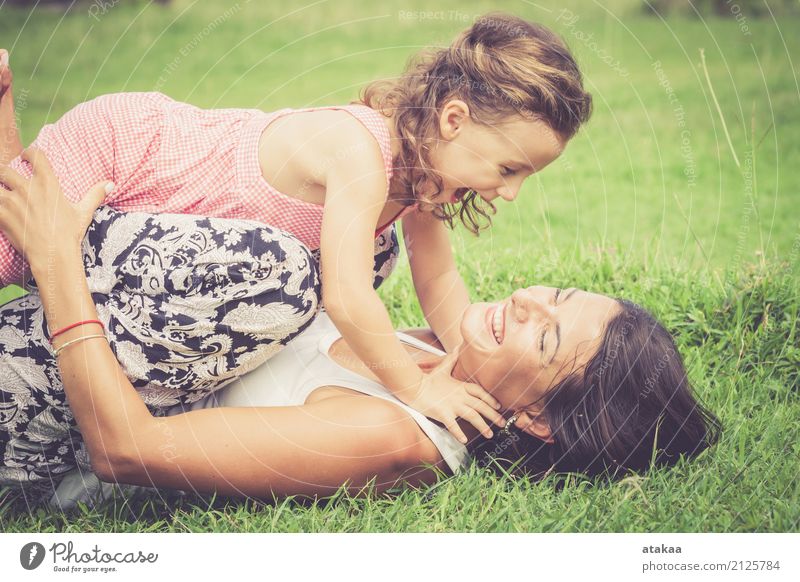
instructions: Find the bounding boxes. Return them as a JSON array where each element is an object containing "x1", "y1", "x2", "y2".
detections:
[{"x1": 0, "y1": 92, "x2": 411, "y2": 286}]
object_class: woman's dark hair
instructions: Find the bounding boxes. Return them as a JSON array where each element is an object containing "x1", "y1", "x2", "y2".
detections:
[{"x1": 468, "y1": 299, "x2": 722, "y2": 481}]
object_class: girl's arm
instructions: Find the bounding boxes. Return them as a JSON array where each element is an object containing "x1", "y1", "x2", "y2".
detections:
[
  {"x1": 402, "y1": 210, "x2": 470, "y2": 353},
  {"x1": 319, "y1": 126, "x2": 504, "y2": 444},
  {"x1": 0, "y1": 150, "x2": 437, "y2": 498}
]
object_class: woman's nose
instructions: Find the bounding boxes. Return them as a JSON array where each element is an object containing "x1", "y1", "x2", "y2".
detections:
[{"x1": 511, "y1": 288, "x2": 554, "y2": 321}]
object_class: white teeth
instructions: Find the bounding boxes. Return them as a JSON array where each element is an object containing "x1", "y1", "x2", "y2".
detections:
[{"x1": 492, "y1": 304, "x2": 504, "y2": 344}]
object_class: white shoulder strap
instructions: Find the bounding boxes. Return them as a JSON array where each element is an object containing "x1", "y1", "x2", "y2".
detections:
[{"x1": 395, "y1": 332, "x2": 447, "y2": 357}]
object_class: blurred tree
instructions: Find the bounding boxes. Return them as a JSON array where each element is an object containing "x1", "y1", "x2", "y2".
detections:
[
  {"x1": 643, "y1": 0, "x2": 798, "y2": 16},
  {"x1": 4, "y1": 0, "x2": 171, "y2": 6}
]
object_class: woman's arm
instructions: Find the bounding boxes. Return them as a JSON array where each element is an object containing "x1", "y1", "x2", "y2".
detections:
[
  {"x1": 116, "y1": 395, "x2": 443, "y2": 497},
  {"x1": 34, "y1": 242, "x2": 435, "y2": 496},
  {"x1": 402, "y1": 210, "x2": 470, "y2": 353}
]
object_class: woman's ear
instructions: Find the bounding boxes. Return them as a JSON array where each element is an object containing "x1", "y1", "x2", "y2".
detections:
[
  {"x1": 514, "y1": 409, "x2": 554, "y2": 444},
  {"x1": 439, "y1": 99, "x2": 470, "y2": 140}
]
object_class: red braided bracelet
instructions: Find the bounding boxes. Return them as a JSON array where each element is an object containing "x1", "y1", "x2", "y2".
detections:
[{"x1": 49, "y1": 319, "x2": 105, "y2": 344}]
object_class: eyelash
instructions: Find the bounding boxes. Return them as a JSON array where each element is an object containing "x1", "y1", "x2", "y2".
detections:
[
  {"x1": 540, "y1": 289, "x2": 562, "y2": 353},
  {"x1": 500, "y1": 166, "x2": 515, "y2": 177}
]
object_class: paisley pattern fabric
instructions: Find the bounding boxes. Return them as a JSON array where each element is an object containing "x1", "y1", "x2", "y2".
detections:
[{"x1": 0, "y1": 207, "x2": 400, "y2": 499}]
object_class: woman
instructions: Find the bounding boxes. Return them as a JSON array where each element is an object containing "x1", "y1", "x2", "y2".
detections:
[{"x1": 0, "y1": 152, "x2": 721, "y2": 509}]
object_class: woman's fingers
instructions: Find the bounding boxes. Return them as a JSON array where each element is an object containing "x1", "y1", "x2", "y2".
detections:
[
  {"x1": 0, "y1": 65, "x2": 10, "y2": 92},
  {"x1": 21, "y1": 147, "x2": 56, "y2": 183},
  {"x1": 0, "y1": 163, "x2": 28, "y2": 193},
  {"x1": 75, "y1": 181, "x2": 113, "y2": 231}
]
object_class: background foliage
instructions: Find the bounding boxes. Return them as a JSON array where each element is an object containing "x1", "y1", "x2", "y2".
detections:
[{"x1": 0, "y1": 0, "x2": 797, "y2": 532}]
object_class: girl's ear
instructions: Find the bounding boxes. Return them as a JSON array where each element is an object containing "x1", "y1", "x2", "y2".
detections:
[
  {"x1": 439, "y1": 99, "x2": 470, "y2": 140},
  {"x1": 514, "y1": 409, "x2": 554, "y2": 444}
]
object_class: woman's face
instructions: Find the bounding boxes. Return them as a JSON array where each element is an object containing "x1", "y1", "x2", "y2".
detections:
[
  {"x1": 453, "y1": 287, "x2": 620, "y2": 414},
  {"x1": 425, "y1": 100, "x2": 566, "y2": 205}
]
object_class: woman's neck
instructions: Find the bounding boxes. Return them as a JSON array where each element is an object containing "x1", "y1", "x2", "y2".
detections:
[
  {"x1": 326, "y1": 336, "x2": 441, "y2": 384},
  {"x1": 327, "y1": 335, "x2": 485, "y2": 443}
]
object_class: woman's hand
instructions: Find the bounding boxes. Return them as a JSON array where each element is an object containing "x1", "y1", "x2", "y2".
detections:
[
  {"x1": 406, "y1": 350, "x2": 506, "y2": 444},
  {"x1": 0, "y1": 147, "x2": 111, "y2": 272}
]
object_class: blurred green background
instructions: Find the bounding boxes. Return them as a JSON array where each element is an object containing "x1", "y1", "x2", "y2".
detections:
[
  {"x1": 0, "y1": 0, "x2": 798, "y2": 309},
  {"x1": 1, "y1": 0, "x2": 798, "y2": 533}
]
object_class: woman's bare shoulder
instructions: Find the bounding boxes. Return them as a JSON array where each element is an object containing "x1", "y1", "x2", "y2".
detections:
[{"x1": 315, "y1": 392, "x2": 447, "y2": 475}]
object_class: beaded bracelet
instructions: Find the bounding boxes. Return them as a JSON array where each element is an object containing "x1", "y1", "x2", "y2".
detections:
[{"x1": 53, "y1": 334, "x2": 107, "y2": 358}]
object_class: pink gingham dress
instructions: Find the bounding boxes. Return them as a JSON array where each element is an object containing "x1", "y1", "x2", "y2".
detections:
[{"x1": 0, "y1": 92, "x2": 415, "y2": 286}]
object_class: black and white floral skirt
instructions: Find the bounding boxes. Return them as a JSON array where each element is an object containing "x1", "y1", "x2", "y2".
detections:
[{"x1": 0, "y1": 206, "x2": 399, "y2": 499}]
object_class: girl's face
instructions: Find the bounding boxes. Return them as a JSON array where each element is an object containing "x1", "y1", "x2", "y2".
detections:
[
  {"x1": 427, "y1": 100, "x2": 567, "y2": 205},
  {"x1": 452, "y1": 286, "x2": 619, "y2": 435}
]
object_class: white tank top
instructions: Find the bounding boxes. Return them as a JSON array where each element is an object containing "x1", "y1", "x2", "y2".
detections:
[
  {"x1": 187, "y1": 312, "x2": 469, "y2": 473},
  {"x1": 50, "y1": 313, "x2": 468, "y2": 510}
]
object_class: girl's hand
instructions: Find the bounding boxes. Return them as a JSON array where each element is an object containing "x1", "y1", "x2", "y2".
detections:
[
  {"x1": 0, "y1": 148, "x2": 111, "y2": 270},
  {"x1": 407, "y1": 350, "x2": 506, "y2": 444}
]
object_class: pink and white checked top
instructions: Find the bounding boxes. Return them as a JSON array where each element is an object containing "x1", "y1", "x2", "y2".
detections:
[{"x1": 0, "y1": 92, "x2": 415, "y2": 286}]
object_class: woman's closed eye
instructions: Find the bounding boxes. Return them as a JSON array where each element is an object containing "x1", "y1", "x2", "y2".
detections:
[{"x1": 539, "y1": 288, "x2": 562, "y2": 356}]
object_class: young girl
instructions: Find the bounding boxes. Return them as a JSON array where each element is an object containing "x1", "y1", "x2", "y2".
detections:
[{"x1": 0, "y1": 13, "x2": 592, "y2": 444}]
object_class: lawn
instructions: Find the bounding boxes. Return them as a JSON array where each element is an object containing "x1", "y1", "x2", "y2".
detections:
[{"x1": 0, "y1": 0, "x2": 798, "y2": 532}]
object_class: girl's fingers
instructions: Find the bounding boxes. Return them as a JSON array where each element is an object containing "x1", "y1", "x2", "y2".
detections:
[
  {"x1": 444, "y1": 418, "x2": 468, "y2": 445},
  {"x1": 465, "y1": 381, "x2": 502, "y2": 410},
  {"x1": 469, "y1": 397, "x2": 506, "y2": 428},
  {"x1": 0, "y1": 49, "x2": 8, "y2": 67},
  {"x1": 460, "y1": 409, "x2": 493, "y2": 440}
]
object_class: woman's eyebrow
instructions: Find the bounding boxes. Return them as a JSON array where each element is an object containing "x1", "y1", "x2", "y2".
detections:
[{"x1": 550, "y1": 288, "x2": 578, "y2": 364}]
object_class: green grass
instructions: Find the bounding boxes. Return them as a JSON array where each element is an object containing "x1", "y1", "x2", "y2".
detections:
[{"x1": 1, "y1": 0, "x2": 798, "y2": 532}]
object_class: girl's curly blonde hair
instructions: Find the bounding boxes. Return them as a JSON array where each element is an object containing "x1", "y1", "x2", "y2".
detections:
[{"x1": 360, "y1": 12, "x2": 593, "y2": 233}]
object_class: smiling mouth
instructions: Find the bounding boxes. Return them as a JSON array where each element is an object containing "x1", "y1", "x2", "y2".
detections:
[{"x1": 487, "y1": 303, "x2": 506, "y2": 344}]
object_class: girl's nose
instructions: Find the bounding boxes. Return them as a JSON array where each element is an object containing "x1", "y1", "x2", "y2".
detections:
[
  {"x1": 496, "y1": 185, "x2": 517, "y2": 202},
  {"x1": 477, "y1": 189, "x2": 499, "y2": 203}
]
